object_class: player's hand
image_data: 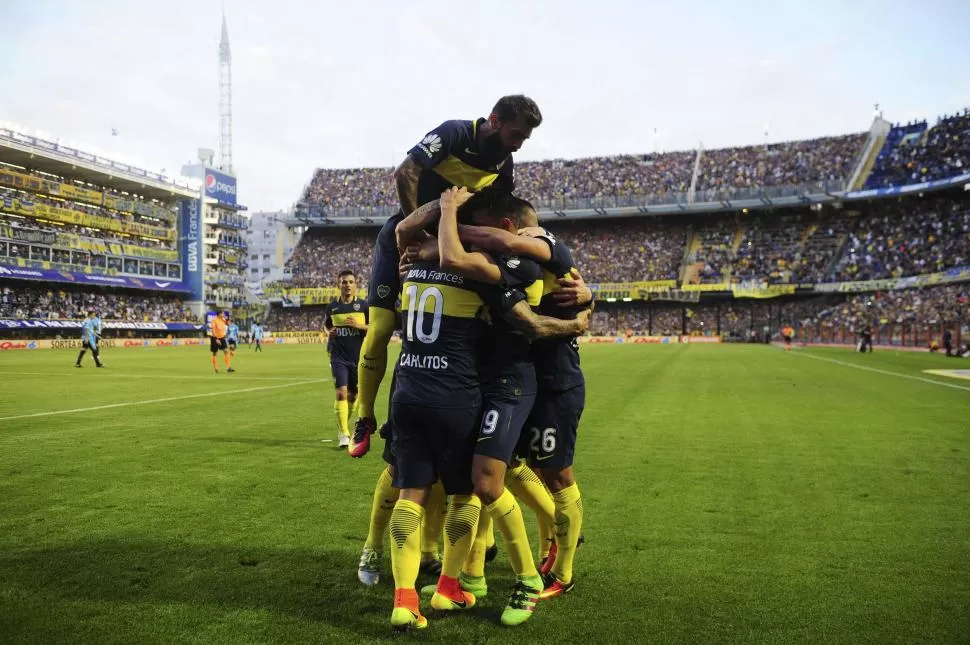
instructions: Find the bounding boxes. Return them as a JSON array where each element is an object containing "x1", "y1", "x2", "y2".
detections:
[
  {"x1": 554, "y1": 269, "x2": 594, "y2": 307},
  {"x1": 346, "y1": 318, "x2": 366, "y2": 330},
  {"x1": 440, "y1": 186, "x2": 472, "y2": 213},
  {"x1": 574, "y1": 308, "x2": 592, "y2": 335},
  {"x1": 398, "y1": 254, "x2": 413, "y2": 283}
]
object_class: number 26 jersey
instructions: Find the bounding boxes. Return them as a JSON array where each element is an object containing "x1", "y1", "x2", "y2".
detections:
[{"x1": 393, "y1": 260, "x2": 500, "y2": 408}]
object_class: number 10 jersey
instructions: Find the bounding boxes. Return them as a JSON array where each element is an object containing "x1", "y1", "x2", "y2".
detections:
[{"x1": 393, "y1": 260, "x2": 500, "y2": 408}]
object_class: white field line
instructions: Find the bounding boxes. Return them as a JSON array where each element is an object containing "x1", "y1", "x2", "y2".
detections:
[
  {"x1": 791, "y1": 351, "x2": 970, "y2": 393},
  {"x1": 0, "y1": 379, "x2": 328, "y2": 423},
  {"x1": 2, "y1": 371, "x2": 319, "y2": 382}
]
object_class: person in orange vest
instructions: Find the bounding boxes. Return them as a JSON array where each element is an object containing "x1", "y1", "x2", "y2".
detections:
[
  {"x1": 781, "y1": 325, "x2": 794, "y2": 351},
  {"x1": 210, "y1": 310, "x2": 235, "y2": 373}
]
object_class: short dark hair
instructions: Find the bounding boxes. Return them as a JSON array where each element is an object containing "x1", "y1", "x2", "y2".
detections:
[
  {"x1": 491, "y1": 95, "x2": 542, "y2": 128},
  {"x1": 338, "y1": 270, "x2": 356, "y2": 280},
  {"x1": 459, "y1": 185, "x2": 536, "y2": 228}
]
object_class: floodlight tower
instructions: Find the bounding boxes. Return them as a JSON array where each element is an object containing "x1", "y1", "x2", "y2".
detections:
[{"x1": 218, "y1": 11, "x2": 233, "y2": 173}]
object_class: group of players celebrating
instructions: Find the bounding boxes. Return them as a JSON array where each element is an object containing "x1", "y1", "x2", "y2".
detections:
[{"x1": 321, "y1": 95, "x2": 594, "y2": 631}]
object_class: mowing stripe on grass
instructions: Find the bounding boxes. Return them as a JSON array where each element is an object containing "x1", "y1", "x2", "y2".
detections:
[
  {"x1": 792, "y1": 351, "x2": 970, "y2": 393},
  {"x1": 0, "y1": 379, "x2": 328, "y2": 423}
]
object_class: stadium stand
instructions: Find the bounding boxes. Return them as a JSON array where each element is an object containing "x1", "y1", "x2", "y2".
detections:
[
  {"x1": 0, "y1": 283, "x2": 195, "y2": 322},
  {"x1": 863, "y1": 110, "x2": 970, "y2": 189}
]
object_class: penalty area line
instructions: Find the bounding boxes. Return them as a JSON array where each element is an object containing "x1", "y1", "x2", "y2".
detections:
[
  {"x1": 0, "y1": 379, "x2": 329, "y2": 423},
  {"x1": 790, "y1": 351, "x2": 970, "y2": 393}
]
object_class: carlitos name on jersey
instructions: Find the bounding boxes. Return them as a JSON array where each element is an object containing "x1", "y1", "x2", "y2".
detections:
[{"x1": 399, "y1": 352, "x2": 449, "y2": 370}]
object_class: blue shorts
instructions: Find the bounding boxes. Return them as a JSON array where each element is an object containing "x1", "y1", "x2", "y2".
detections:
[
  {"x1": 476, "y1": 373, "x2": 536, "y2": 465},
  {"x1": 331, "y1": 360, "x2": 358, "y2": 392},
  {"x1": 367, "y1": 212, "x2": 405, "y2": 312},
  {"x1": 391, "y1": 399, "x2": 480, "y2": 495},
  {"x1": 519, "y1": 385, "x2": 585, "y2": 469}
]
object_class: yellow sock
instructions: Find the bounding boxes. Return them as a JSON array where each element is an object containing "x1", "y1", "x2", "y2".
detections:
[
  {"x1": 210, "y1": 355, "x2": 217, "y2": 370},
  {"x1": 356, "y1": 307, "x2": 395, "y2": 419},
  {"x1": 421, "y1": 481, "x2": 446, "y2": 560},
  {"x1": 462, "y1": 506, "x2": 490, "y2": 578},
  {"x1": 364, "y1": 467, "x2": 398, "y2": 551},
  {"x1": 485, "y1": 516, "x2": 496, "y2": 550},
  {"x1": 336, "y1": 400, "x2": 350, "y2": 437},
  {"x1": 442, "y1": 494, "x2": 481, "y2": 579},
  {"x1": 486, "y1": 489, "x2": 538, "y2": 578},
  {"x1": 506, "y1": 462, "x2": 556, "y2": 559},
  {"x1": 390, "y1": 499, "x2": 424, "y2": 591},
  {"x1": 551, "y1": 483, "x2": 583, "y2": 584},
  {"x1": 351, "y1": 398, "x2": 359, "y2": 419}
]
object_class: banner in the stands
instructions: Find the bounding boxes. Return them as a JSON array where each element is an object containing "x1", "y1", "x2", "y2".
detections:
[
  {"x1": 0, "y1": 319, "x2": 202, "y2": 331},
  {"x1": 0, "y1": 263, "x2": 189, "y2": 292}
]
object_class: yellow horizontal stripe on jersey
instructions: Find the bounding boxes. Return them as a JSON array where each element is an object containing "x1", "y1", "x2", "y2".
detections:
[
  {"x1": 541, "y1": 266, "x2": 579, "y2": 296},
  {"x1": 331, "y1": 312, "x2": 367, "y2": 327},
  {"x1": 432, "y1": 155, "x2": 500, "y2": 192},
  {"x1": 525, "y1": 279, "x2": 544, "y2": 306},
  {"x1": 402, "y1": 281, "x2": 485, "y2": 319}
]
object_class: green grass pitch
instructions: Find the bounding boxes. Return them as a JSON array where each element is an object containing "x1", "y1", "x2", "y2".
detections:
[{"x1": 1, "y1": 343, "x2": 968, "y2": 644}]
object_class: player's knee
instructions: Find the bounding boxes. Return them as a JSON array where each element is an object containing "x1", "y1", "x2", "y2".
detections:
[
  {"x1": 540, "y1": 467, "x2": 575, "y2": 492},
  {"x1": 399, "y1": 486, "x2": 430, "y2": 507},
  {"x1": 472, "y1": 459, "x2": 506, "y2": 506},
  {"x1": 335, "y1": 386, "x2": 349, "y2": 400}
]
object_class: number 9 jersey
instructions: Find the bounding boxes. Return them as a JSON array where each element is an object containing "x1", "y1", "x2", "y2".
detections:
[{"x1": 393, "y1": 260, "x2": 500, "y2": 409}]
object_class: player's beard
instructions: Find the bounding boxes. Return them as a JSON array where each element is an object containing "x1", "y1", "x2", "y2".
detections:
[{"x1": 481, "y1": 130, "x2": 508, "y2": 163}]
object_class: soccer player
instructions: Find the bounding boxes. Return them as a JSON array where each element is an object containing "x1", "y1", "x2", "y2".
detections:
[
  {"x1": 210, "y1": 310, "x2": 235, "y2": 373},
  {"x1": 350, "y1": 95, "x2": 543, "y2": 458},
  {"x1": 388, "y1": 187, "x2": 591, "y2": 629},
  {"x1": 227, "y1": 317, "x2": 240, "y2": 357},
  {"x1": 75, "y1": 310, "x2": 105, "y2": 368},
  {"x1": 324, "y1": 270, "x2": 368, "y2": 448},
  {"x1": 251, "y1": 322, "x2": 264, "y2": 352},
  {"x1": 459, "y1": 219, "x2": 593, "y2": 600}
]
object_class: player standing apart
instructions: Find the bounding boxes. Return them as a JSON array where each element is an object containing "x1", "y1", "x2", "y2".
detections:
[
  {"x1": 251, "y1": 322, "x2": 264, "y2": 352},
  {"x1": 324, "y1": 270, "x2": 368, "y2": 448},
  {"x1": 75, "y1": 310, "x2": 105, "y2": 368},
  {"x1": 210, "y1": 311, "x2": 235, "y2": 373},
  {"x1": 227, "y1": 317, "x2": 240, "y2": 358}
]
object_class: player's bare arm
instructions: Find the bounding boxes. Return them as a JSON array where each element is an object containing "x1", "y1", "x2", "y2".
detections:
[
  {"x1": 437, "y1": 187, "x2": 504, "y2": 284},
  {"x1": 504, "y1": 302, "x2": 592, "y2": 339},
  {"x1": 458, "y1": 225, "x2": 553, "y2": 263},
  {"x1": 393, "y1": 156, "x2": 422, "y2": 215},
  {"x1": 394, "y1": 199, "x2": 441, "y2": 253}
]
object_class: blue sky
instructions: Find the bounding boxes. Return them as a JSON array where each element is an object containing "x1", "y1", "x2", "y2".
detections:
[{"x1": 1, "y1": 0, "x2": 968, "y2": 211}]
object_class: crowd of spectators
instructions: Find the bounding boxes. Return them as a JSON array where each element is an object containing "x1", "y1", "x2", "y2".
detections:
[
  {"x1": 864, "y1": 110, "x2": 970, "y2": 189},
  {"x1": 544, "y1": 219, "x2": 685, "y2": 282},
  {"x1": 0, "y1": 283, "x2": 196, "y2": 322},
  {"x1": 285, "y1": 228, "x2": 373, "y2": 288},
  {"x1": 833, "y1": 195, "x2": 970, "y2": 282},
  {"x1": 299, "y1": 133, "x2": 871, "y2": 214},
  {"x1": 694, "y1": 133, "x2": 867, "y2": 196},
  {"x1": 283, "y1": 191, "x2": 970, "y2": 291},
  {"x1": 264, "y1": 307, "x2": 328, "y2": 332}
]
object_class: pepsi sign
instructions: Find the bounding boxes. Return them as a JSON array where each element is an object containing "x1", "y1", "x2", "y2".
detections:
[{"x1": 203, "y1": 167, "x2": 238, "y2": 206}]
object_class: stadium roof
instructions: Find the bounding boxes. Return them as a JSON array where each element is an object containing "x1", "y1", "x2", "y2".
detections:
[{"x1": 0, "y1": 140, "x2": 197, "y2": 202}]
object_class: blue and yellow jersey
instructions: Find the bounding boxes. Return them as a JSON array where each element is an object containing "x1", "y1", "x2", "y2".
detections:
[
  {"x1": 530, "y1": 229, "x2": 585, "y2": 392},
  {"x1": 393, "y1": 261, "x2": 500, "y2": 407},
  {"x1": 409, "y1": 119, "x2": 515, "y2": 206},
  {"x1": 478, "y1": 256, "x2": 544, "y2": 389},
  {"x1": 325, "y1": 298, "x2": 368, "y2": 364}
]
